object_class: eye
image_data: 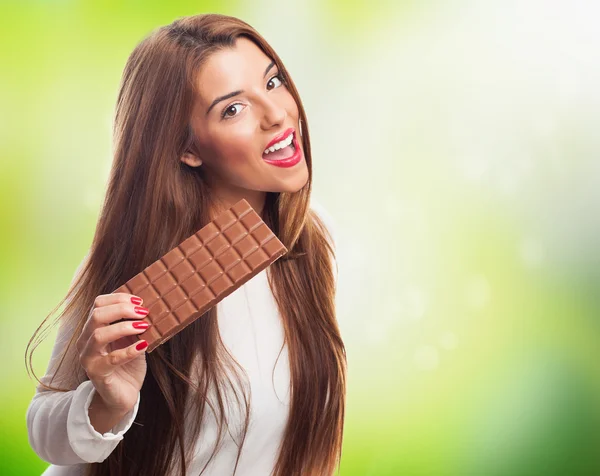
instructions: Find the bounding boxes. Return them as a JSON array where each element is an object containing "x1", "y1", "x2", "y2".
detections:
[
  {"x1": 220, "y1": 72, "x2": 286, "y2": 120},
  {"x1": 221, "y1": 103, "x2": 244, "y2": 119},
  {"x1": 267, "y1": 72, "x2": 285, "y2": 90}
]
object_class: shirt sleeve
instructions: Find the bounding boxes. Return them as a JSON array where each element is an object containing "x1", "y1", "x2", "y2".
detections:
[{"x1": 26, "y1": 254, "x2": 141, "y2": 464}]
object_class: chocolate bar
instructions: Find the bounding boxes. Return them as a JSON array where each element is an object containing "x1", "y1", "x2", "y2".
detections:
[{"x1": 112, "y1": 199, "x2": 288, "y2": 352}]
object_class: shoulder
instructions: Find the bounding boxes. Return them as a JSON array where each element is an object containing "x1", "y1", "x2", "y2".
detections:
[{"x1": 309, "y1": 199, "x2": 337, "y2": 250}]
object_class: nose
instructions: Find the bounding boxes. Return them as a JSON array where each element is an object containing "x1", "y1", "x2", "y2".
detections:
[{"x1": 259, "y1": 95, "x2": 287, "y2": 129}]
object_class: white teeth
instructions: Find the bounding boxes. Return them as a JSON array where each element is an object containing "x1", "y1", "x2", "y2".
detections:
[{"x1": 264, "y1": 133, "x2": 294, "y2": 155}]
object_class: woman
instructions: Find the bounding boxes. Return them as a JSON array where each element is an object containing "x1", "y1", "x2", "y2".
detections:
[{"x1": 25, "y1": 12, "x2": 346, "y2": 476}]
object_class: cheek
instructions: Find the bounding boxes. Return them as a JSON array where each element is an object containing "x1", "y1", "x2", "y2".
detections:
[
  {"x1": 203, "y1": 124, "x2": 254, "y2": 164},
  {"x1": 283, "y1": 91, "x2": 300, "y2": 116},
  {"x1": 216, "y1": 134, "x2": 257, "y2": 164}
]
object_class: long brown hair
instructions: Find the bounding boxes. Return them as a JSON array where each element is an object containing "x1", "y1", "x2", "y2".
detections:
[{"x1": 25, "y1": 13, "x2": 346, "y2": 476}]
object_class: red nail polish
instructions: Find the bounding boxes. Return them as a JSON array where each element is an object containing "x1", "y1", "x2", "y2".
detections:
[
  {"x1": 132, "y1": 321, "x2": 149, "y2": 329},
  {"x1": 134, "y1": 306, "x2": 149, "y2": 315},
  {"x1": 136, "y1": 341, "x2": 148, "y2": 351},
  {"x1": 131, "y1": 296, "x2": 143, "y2": 305}
]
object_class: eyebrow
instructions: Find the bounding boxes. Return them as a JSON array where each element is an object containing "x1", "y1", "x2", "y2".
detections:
[{"x1": 206, "y1": 60, "x2": 277, "y2": 116}]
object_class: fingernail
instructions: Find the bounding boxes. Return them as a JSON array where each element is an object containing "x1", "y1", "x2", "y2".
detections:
[
  {"x1": 134, "y1": 306, "x2": 149, "y2": 315},
  {"x1": 132, "y1": 321, "x2": 149, "y2": 329},
  {"x1": 131, "y1": 296, "x2": 143, "y2": 305},
  {"x1": 136, "y1": 340, "x2": 148, "y2": 351}
]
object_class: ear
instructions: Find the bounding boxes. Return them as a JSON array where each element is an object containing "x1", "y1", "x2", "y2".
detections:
[{"x1": 180, "y1": 151, "x2": 203, "y2": 167}]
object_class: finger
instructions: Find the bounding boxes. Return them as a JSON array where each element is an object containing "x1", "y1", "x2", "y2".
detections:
[
  {"x1": 110, "y1": 334, "x2": 138, "y2": 353},
  {"x1": 83, "y1": 319, "x2": 151, "y2": 356},
  {"x1": 93, "y1": 339, "x2": 149, "y2": 377},
  {"x1": 92, "y1": 293, "x2": 144, "y2": 310},
  {"x1": 88, "y1": 301, "x2": 150, "y2": 328},
  {"x1": 79, "y1": 301, "x2": 149, "y2": 355}
]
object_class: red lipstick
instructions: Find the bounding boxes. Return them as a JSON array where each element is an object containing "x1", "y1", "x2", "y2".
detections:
[
  {"x1": 262, "y1": 131, "x2": 303, "y2": 168},
  {"x1": 264, "y1": 127, "x2": 294, "y2": 150}
]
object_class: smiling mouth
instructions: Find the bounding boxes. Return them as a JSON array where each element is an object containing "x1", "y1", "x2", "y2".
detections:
[
  {"x1": 261, "y1": 132, "x2": 302, "y2": 168},
  {"x1": 261, "y1": 133, "x2": 296, "y2": 161}
]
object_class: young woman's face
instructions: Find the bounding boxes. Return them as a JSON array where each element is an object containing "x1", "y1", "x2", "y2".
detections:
[{"x1": 183, "y1": 37, "x2": 309, "y2": 210}]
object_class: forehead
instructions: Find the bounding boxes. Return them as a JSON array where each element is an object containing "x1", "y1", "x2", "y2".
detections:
[{"x1": 195, "y1": 37, "x2": 272, "y2": 108}]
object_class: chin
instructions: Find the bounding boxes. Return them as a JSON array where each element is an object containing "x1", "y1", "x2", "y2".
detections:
[
  {"x1": 281, "y1": 173, "x2": 309, "y2": 193},
  {"x1": 260, "y1": 165, "x2": 309, "y2": 193}
]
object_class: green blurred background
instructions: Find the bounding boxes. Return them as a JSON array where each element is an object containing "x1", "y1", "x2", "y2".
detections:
[{"x1": 2, "y1": 0, "x2": 600, "y2": 474}]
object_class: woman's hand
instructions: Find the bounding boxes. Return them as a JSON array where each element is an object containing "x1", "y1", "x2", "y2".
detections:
[{"x1": 77, "y1": 293, "x2": 151, "y2": 415}]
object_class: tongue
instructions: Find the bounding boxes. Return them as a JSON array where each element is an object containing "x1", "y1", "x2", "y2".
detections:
[{"x1": 263, "y1": 144, "x2": 294, "y2": 161}]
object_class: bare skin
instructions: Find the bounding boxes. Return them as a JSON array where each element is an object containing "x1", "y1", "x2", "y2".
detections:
[
  {"x1": 181, "y1": 37, "x2": 309, "y2": 216},
  {"x1": 76, "y1": 293, "x2": 150, "y2": 434},
  {"x1": 81, "y1": 37, "x2": 309, "y2": 432}
]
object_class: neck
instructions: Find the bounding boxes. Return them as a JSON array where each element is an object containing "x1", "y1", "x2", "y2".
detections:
[{"x1": 208, "y1": 184, "x2": 266, "y2": 219}]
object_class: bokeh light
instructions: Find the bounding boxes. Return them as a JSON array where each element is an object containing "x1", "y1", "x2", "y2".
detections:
[{"x1": 2, "y1": 1, "x2": 599, "y2": 474}]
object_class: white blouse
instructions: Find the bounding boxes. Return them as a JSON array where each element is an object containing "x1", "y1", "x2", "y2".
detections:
[{"x1": 26, "y1": 201, "x2": 337, "y2": 476}]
